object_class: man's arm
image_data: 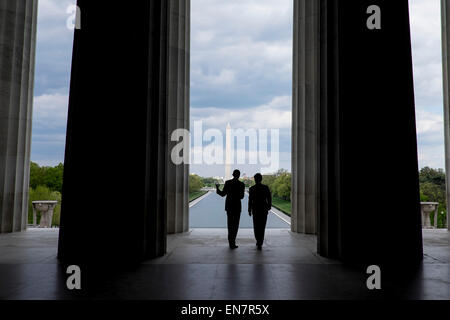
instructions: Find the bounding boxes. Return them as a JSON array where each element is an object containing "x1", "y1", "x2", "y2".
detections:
[
  {"x1": 266, "y1": 187, "x2": 272, "y2": 211},
  {"x1": 216, "y1": 182, "x2": 228, "y2": 197},
  {"x1": 239, "y1": 183, "x2": 245, "y2": 200}
]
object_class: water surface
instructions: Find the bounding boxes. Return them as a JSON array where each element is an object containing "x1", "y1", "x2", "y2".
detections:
[{"x1": 190, "y1": 192, "x2": 289, "y2": 228}]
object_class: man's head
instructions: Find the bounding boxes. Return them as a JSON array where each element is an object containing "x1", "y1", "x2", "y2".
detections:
[
  {"x1": 254, "y1": 173, "x2": 263, "y2": 184},
  {"x1": 232, "y1": 169, "x2": 240, "y2": 179}
]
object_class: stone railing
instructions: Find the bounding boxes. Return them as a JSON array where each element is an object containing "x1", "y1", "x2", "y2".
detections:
[
  {"x1": 420, "y1": 202, "x2": 439, "y2": 229},
  {"x1": 32, "y1": 201, "x2": 58, "y2": 228}
]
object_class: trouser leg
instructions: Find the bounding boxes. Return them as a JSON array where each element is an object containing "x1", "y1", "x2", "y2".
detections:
[
  {"x1": 253, "y1": 213, "x2": 268, "y2": 246},
  {"x1": 227, "y1": 212, "x2": 241, "y2": 246}
]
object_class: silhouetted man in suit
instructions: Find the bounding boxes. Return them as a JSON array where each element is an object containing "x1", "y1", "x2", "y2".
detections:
[
  {"x1": 248, "y1": 173, "x2": 272, "y2": 250},
  {"x1": 216, "y1": 169, "x2": 245, "y2": 249}
]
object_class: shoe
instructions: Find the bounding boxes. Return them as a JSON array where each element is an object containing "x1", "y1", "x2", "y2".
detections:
[
  {"x1": 230, "y1": 245, "x2": 239, "y2": 249},
  {"x1": 257, "y1": 245, "x2": 262, "y2": 250}
]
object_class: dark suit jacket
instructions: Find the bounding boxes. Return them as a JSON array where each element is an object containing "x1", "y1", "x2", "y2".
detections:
[
  {"x1": 248, "y1": 183, "x2": 272, "y2": 214},
  {"x1": 217, "y1": 178, "x2": 245, "y2": 212}
]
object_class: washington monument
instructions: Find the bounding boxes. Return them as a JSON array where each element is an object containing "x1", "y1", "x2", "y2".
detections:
[{"x1": 225, "y1": 123, "x2": 232, "y2": 181}]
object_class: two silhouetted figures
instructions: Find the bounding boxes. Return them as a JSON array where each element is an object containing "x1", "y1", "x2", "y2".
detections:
[{"x1": 216, "y1": 170, "x2": 272, "y2": 250}]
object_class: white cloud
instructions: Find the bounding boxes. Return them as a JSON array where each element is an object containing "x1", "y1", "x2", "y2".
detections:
[
  {"x1": 415, "y1": 110, "x2": 445, "y2": 169},
  {"x1": 191, "y1": 0, "x2": 293, "y2": 100},
  {"x1": 418, "y1": 144, "x2": 445, "y2": 169},
  {"x1": 410, "y1": 0, "x2": 444, "y2": 108},
  {"x1": 33, "y1": 93, "x2": 69, "y2": 129},
  {"x1": 36, "y1": 0, "x2": 76, "y2": 41},
  {"x1": 416, "y1": 110, "x2": 443, "y2": 135},
  {"x1": 31, "y1": 93, "x2": 69, "y2": 166},
  {"x1": 410, "y1": 0, "x2": 446, "y2": 169},
  {"x1": 410, "y1": 0, "x2": 443, "y2": 107},
  {"x1": 191, "y1": 95, "x2": 291, "y2": 130},
  {"x1": 38, "y1": 0, "x2": 73, "y2": 18},
  {"x1": 32, "y1": 133, "x2": 67, "y2": 142},
  {"x1": 194, "y1": 68, "x2": 236, "y2": 86}
]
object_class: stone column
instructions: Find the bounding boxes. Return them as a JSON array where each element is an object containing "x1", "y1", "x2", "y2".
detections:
[
  {"x1": 316, "y1": 0, "x2": 423, "y2": 264},
  {"x1": 291, "y1": 0, "x2": 320, "y2": 235},
  {"x1": 0, "y1": 0, "x2": 38, "y2": 233},
  {"x1": 58, "y1": 1, "x2": 190, "y2": 265},
  {"x1": 434, "y1": 206, "x2": 439, "y2": 228},
  {"x1": 32, "y1": 206, "x2": 37, "y2": 227},
  {"x1": 441, "y1": 0, "x2": 450, "y2": 230},
  {"x1": 45, "y1": 204, "x2": 55, "y2": 228},
  {"x1": 167, "y1": 0, "x2": 190, "y2": 234},
  {"x1": 33, "y1": 201, "x2": 57, "y2": 228}
]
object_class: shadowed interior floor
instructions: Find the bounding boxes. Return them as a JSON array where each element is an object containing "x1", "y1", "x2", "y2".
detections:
[{"x1": 0, "y1": 228, "x2": 448, "y2": 300}]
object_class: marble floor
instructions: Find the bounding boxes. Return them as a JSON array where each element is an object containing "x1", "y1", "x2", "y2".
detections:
[{"x1": 0, "y1": 228, "x2": 448, "y2": 300}]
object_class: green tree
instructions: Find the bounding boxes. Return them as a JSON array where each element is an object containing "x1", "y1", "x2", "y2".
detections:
[
  {"x1": 419, "y1": 167, "x2": 446, "y2": 187},
  {"x1": 262, "y1": 174, "x2": 276, "y2": 191},
  {"x1": 189, "y1": 174, "x2": 204, "y2": 193},
  {"x1": 201, "y1": 177, "x2": 221, "y2": 188},
  {"x1": 420, "y1": 181, "x2": 445, "y2": 204},
  {"x1": 242, "y1": 178, "x2": 254, "y2": 188},
  {"x1": 44, "y1": 163, "x2": 64, "y2": 193},
  {"x1": 272, "y1": 171, "x2": 291, "y2": 201},
  {"x1": 420, "y1": 190, "x2": 429, "y2": 202},
  {"x1": 30, "y1": 162, "x2": 45, "y2": 189},
  {"x1": 29, "y1": 162, "x2": 64, "y2": 193},
  {"x1": 419, "y1": 167, "x2": 447, "y2": 228}
]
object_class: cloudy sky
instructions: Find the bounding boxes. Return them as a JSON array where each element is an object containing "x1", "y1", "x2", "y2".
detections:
[{"x1": 32, "y1": 0, "x2": 445, "y2": 177}]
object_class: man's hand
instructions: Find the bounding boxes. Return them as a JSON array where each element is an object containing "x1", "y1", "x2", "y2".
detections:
[
  {"x1": 248, "y1": 211, "x2": 252, "y2": 217},
  {"x1": 215, "y1": 184, "x2": 220, "y2": 189}
]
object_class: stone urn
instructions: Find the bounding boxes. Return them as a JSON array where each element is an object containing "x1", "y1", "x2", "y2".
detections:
[
  {"x1": 32, "y1": 201, "x2": 58, "y2": 228},
  {"x1": 420, "y1": 202, "x2": 439, "y2": 229}
]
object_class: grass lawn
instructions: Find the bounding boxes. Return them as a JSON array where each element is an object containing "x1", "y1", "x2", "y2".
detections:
[
  {"x1": 189, "y1": 190, "x2": 208, "y2": 202},
  {"x1": 272, "y1": 197, "x2": 291, "y2": 216}
]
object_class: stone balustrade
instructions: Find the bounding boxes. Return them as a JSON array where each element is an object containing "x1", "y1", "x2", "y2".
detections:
[
  {"x1": 420, "y1": 202, "x2": 439, "y2": 229},
  {"x1": 32, "y1": 201, "x2": 58, "y2": 228}
]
